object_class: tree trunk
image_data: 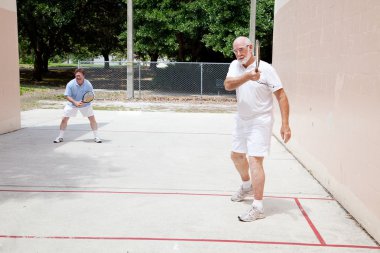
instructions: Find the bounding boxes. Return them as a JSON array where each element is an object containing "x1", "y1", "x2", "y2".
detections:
[
  {"x1": 191, "y1": 40, "x2": 202, "y2": 61},
  {"x1": 150, "y1": 52, "x2": 159, "y2": 72},
  {"x1": 42, "y1": 53, "x2": 49, "y2": 73},
  {"x1": 33, "y1": 48, "x2": 43, "y2": 81},
  {"x1": 103, "y1": 53, "x2": 110, "y2": 69},
  {"x1": 176, "y1": 33, "x2": 185, "y2": 62}
]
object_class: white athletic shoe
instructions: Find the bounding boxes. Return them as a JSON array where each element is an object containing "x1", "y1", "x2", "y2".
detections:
[
  {"x1": 53, "y1": 137, "x2": 63, "y2": 143},
  {"x1": 238, "y1": 205, "x2": 265, "y2": 222},
  {"x1": 231, "y1": 185, "x2": 253, "y2": 202},
  {"x1": 94, "y1": 137, "x2": 102, "y2": 143}
]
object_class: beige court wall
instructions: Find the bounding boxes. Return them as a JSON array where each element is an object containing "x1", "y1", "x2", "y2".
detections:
[
  {"x1": 272, "y1": 0, "x2": 380, "y2": 242},
  {"x1": 0, "y1": 0, "x2": 20, "y2": 134}
]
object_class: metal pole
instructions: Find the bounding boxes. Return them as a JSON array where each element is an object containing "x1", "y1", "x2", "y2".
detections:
[
  {"x1": 200, "y1": 63, "x2": 203, "y2": 97},
  {"x1": 127, "y1": 0, "x2": 134, "y2": 99},
  {"x1": 249, "y1": 0, "x2": 257, "y2": 42},
  {"x1": 138, "y1": 61, "x2": 141, "y2": 99}
]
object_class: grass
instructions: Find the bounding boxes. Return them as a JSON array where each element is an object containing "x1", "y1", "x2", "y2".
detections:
[
  {"x1": 20, "y1": 85, "x2": 47, "y2": 95},
  {"x1": 20, "y1": 67, "x2": 75, "y2": 88},
  {"x1": 20, "y1": 63, "x2": 78, "y2": 69},
  {"x1": 19, "y1": 67, "x2": 72, "y2": 110}
]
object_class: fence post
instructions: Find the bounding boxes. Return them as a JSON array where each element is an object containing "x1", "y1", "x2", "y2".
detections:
[
  {"x1": 127, "y1": 61, "x2": 134, "y2": 99},
  {"x1": 126, "y1": 0, "x2": 134, "y2": 99},
  {"x1": 200, "y1": 63, "x2": 203, "y2": 97},
  {"x1": 138, "y1": 61, "x2": 141, "y2": 99}
]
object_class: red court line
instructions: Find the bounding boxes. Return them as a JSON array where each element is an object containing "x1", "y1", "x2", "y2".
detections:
[
  {"x1": 0, "y1": 235, "x2": 379, "y2": 250},
  {"x1": 295, "y1": 198, "x2": 326, "y2": 245},
  {"x1": 1, "y1": 190, "x2": 377, "y2": 250},
  {"x1": 0, "y1": 189, "x2": 333, "y2": 201}
]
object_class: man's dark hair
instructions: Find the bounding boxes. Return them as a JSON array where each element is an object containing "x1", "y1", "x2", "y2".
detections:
[{"x1": 74, "y1": 68, "x2": 85, "y2": 76}]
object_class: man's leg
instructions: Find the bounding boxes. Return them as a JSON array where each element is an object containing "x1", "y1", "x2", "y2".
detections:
[
  {"x1": 88, "y1": 115, "x2": 98, "y2": 131},
  {"x1": 238, "y1": 156, "x2": 265, "y2": 222},
  {"x1": 88, "y1": 115, "x2": 101, "y2": 143},
  {"x1": 54, "y1": 117, "x2": 69, "y2": 143},
  {"x1": 249, "y1": 156, "x2": 265, "y2": 201},
  {"x1": 231, "y1": 151, "x2": 250, "y2": 181},
  {"x1": 60, "y1": 117, "x2": 70, "y2": 131},
  {"x1": 230, "y1": 151, "x2": 252, "y2": 201}
]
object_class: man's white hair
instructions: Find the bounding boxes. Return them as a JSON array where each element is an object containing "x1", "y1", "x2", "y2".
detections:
[
  {"x1": 235, "y1": 36, "x2": 252, "y2": 46},
  {"x1": 244, "y1": 37, "x2": 252, "y2": 45}
]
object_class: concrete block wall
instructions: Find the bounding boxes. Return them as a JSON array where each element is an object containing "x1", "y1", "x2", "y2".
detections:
[
  {"x1": 0, "y1": 0, "x2": 20, "y2": 134},
  {"x1": 272, "y1": 0, "x2": 380, "y2": 242}
]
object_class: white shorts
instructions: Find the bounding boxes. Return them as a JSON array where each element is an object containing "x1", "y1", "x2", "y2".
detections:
[
  {"x1": 232, "y1": 114, "x2": 274, "y2": 157},
  {"x1": 63, "y1": 104, "x2": 94, "y2": 118}
]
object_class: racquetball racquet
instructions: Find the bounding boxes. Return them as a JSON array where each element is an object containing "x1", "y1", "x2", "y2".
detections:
[
  {"x1": 82, "y1": 91, "x2": 95, "y2": 103},
  {"x1": 255, "y1": 39, "x2": 275, "y2": 88},
  {"x1": 255, "y1": 39, "x2": 260, "y2": 72}
]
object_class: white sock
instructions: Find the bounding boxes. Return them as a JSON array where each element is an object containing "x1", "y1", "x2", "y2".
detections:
[
  {"x1": 252, "y1": 199, "x2": 263, "y2": 211},
  {"x1": 93, "y1": 130, "x2": 99, "y2": 138},
  {"x1": 58, "y1": 130, "x2": 64, "y2": 138},
  {"x1": 242, "y1": 180, "x2": 251, "y2": 189}
]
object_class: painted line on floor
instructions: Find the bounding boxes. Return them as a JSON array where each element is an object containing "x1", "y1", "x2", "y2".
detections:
[
  {"x1": 295, "y1": 198, "x2": 326, "y2": 245},
  {"x1": 0, "y1": 235, "x2": 379, "y2": 250},
  {"x1": 0, "y1": 188, "x2": 333, "y2": 201}
]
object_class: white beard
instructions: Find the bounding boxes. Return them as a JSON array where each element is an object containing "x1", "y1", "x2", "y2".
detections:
[{"x1": 238, "y1": 49, "x2": 252, "y2": 65}]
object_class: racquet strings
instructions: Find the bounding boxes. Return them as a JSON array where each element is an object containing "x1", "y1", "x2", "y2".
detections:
[{"x1": 82, "y1": 91, "x2": 95, "y2": 103}]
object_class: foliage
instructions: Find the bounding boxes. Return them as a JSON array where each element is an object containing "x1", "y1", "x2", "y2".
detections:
[
  {"x1": 202, "y1": 0, "x2": 250, "y2": 60},
  {"x1": 18, "y1": 37, "x2": 34, "y2": 64},
  {"x1": 73, "y1": 0, "x2": 128, "y2": 64},
  {"x1": 132, "y1": 0, "x2": 187, "y2": 61},
  {"x1": 130, "y1": 0, "x2": 274, "y2": 62},
  {"x1": 133, "y1": 0, "x2": 225, "y2": 62},
  {"x1": 17, "y1": 0, "x2": 275, "y2": 73},
  {"x1": 17, "y1": 0, "x2": 77, "y2": 80},
  {"x1": 255, "y1": 0, "x2": 275, "y2": 61},
  {"x1": 203, "y1": 0, "x2": 275, "y2": 62}
]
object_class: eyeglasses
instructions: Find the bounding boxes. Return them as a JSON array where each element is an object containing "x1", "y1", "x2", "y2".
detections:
[{"x1": 232, "y1": 45, "x2": 250, "y2": 54}]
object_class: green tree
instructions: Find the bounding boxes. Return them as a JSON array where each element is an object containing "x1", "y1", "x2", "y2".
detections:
[
  {"x1": 133, "y1": 0, "x2": 226, "y2": 62},
  {"x1": 133, "y1": 0, "x2": 274, "y2": 62},
  {"x1": 17, "y1": 0, "x2": 76, "y2": 80},
  {"x1": 255, "y1": 0, "x2": 275, "y2": 62},
  {"x1": 17, "y1": 0, "x2": 275, "y2": 73},
  {"x1": 74, "y1": 0, "x2": 128, "y2": 68},
  {"x1": 203, "y1": 0, "x2": 275, "y2": 62}
]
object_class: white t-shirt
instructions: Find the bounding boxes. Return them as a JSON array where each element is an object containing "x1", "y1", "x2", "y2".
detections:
[{"x1": 226, "y1": 59, "x2": 283, "y2": 120}]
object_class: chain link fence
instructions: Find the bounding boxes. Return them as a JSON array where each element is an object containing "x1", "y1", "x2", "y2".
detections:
[{"x1": 78, "y1": 61, "x2": 234, "y2": 98}]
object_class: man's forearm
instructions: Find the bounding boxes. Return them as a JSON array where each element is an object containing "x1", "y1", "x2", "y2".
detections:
[
  {"x1": 224, "y1": 74, "x2": 250, "y2": 91},
  {"x1": 274, "y1": 89, "x2": 290, "y2": 125},
  {"x1": 278, "y1": 94, "x2": 290, "y2": 125},
  {"x1": 66, "y1": 96, "x2": 76, "y2": 104}
]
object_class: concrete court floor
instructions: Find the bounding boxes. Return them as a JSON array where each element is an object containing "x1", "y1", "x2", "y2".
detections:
[{"x1": 0, "y1": 109, "x2": 379, "y2": 253}]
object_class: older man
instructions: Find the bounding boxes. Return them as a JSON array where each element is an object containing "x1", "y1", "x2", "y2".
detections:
[{"x1": 224, "y1": 36, "x2": 291, "y2": 222}]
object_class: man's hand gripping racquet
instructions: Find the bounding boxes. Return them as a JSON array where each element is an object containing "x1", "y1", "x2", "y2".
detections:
[{"x1": 255, "y1": 40, "x2": 275, "y2": 88}]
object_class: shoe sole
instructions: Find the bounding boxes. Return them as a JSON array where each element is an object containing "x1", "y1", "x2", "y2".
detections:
[
  {"x1": 231, "y1": 198, "x2": 245, "y2": 202},
  {"x1": 231, "y1": 191, "x2": 253, "y2": 202},
  {"x1": 238, "y1": 214, "x2": 265, "y2": 222}
]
